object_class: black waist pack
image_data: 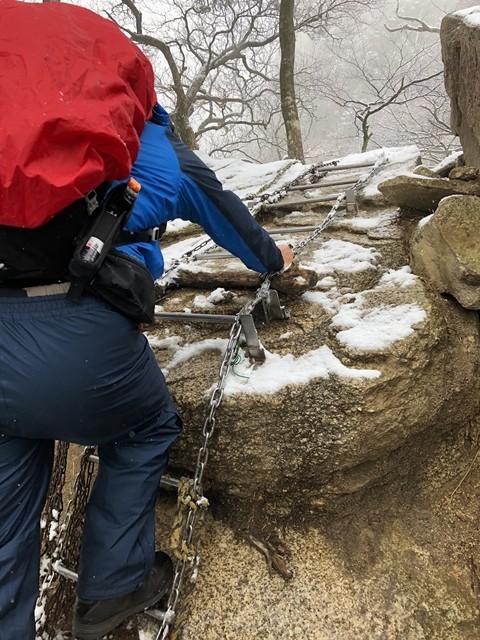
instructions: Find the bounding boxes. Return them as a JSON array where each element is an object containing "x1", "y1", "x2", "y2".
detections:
[{"x1": 87, "y1": 249, "x2": 156, "y2": 324}]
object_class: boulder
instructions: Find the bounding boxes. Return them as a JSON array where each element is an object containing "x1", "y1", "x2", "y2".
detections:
[
  {"x1": 150, "y1": 192, "x2": 480, "y2": 514},
  {"x1": 413, "y1": 165, "x2": 438, "y2": 178},
  {"x1": 441, "y1": 10, "x2": 480, "y2": 167},
  {"x1": 448, "y1": 166, "x2": 480, "y2": 181},
  {"x1": 434, "y1": 150, "x2": 464, "y2": 177},
  {"x1": 410, "y1": 194, "x2": 480, "y2": 309},
  {"x1": 377, "y1": 174, "x2": 480, "y2": 212}
]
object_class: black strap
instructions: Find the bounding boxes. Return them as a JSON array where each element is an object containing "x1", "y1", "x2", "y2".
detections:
[
  {"x1": 115, "y1": 223, "x2": 167, "y2": 245},
  {"x1": 0, "y1": 287, "x2": 27, "y2": 297}
]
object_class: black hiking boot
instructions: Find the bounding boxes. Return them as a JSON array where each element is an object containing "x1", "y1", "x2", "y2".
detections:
[{"x1": 72, "y1": 551, "x2": 173, "y2": 640}]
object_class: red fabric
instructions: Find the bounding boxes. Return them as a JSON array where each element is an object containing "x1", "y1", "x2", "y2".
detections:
[{"x1": 0, "y1": 1, "x2": 157, "y2": 227}]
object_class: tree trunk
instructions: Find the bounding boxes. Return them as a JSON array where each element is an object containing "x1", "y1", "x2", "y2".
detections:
[
  {"x1": 279, "y1": 0, "x2": 305, "y2": 162},
  {"x1": 361, "y1": 116, "x2": 371, "y2": 152},
  {"x1": 172, "y1": 111, "x2": 198, "y2": 150}
]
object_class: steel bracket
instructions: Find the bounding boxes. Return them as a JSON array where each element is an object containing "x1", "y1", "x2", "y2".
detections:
[
  {"x1": 239, "y1": 313, "x2": 265, "y2": 362},
  {"x1": 345, "y1": 188, "x2": 359, "y2": 214},
  {"x1": 262, "y1": 288, "x2": 290, "y2": 322}
]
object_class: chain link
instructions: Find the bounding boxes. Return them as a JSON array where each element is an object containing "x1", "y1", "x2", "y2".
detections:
[
  {"x1": 294, "y1": 154, "x2": 388, "y2": 258},
  {"x1": 157, "y1": 153, "x2": 389, "y2": 639},
  {"x1": 156, "y1": 292, "x2": 264, "y2": 639},
  {"x1": 157, "y1": 236, "x2": 216, "y2": 291}
]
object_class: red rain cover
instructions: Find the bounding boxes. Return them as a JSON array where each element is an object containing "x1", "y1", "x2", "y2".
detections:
[{"x1": 0, "y1": 0, "x2": 157, "y2": 227}]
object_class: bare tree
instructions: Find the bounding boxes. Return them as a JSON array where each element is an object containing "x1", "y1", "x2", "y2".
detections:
[
  {"x1": 383, "y1": 84, "x2": 459, "y2": 163},
  {"x1": 106, "y1": 0, "x2": 281, "y2": 148},
  {"x1": 318, "y1": 28, "x2": 444, "y2": 152},
  {"x1": 100, "y1": 0, "x2": 379, "y2": 156}
]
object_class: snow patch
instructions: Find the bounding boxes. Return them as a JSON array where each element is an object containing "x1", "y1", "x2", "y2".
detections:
[
  {"x1": 378, "y1": 266, "x2": 418, "y2": 288},
  {"x1": 309, "y1": 239, "x2": 379, "y2": 275},
  {"x1": 454, "y1": 6, "x2": 480, "y2": 27},
  {"x1": 332, "y1": 301, "x2": 426, "y2": 351},
  {"x1": 224, "y1": 345, "x2": 380, "y2": 395}
]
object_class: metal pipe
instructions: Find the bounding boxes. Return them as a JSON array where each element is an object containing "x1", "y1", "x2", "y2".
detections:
[
  {"x1": 287, "y1": 177, "x2": 358, "y2": 191},
  {"x1": 53, "y1": 561, "x2": 78, "y2": 582},
  {"x1": 154, "y1": 312, "x2": 236, "y2": 324},
  {"x1": 262, "y1": 193, "x2": 343, "y2": 210},
  {"x1": 193, "y1": 227, "x2": 323, "y2": 260},
  {"x1": 315, "y1": 161, "x2": 375, "y2": 172}
]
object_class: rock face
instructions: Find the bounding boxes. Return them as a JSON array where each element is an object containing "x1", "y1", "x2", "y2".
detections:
[
  {"x1": 377, "y1": 174, "x2": 480, "y2": 212},
  {"x1": 410, "y1": 195, "x2": 480, "y2": 309},
  {"x1": 441, "y1": 10, "x2": 480, "y2": 167},
  {"x1": 139, "y1": 150, "x2": 480, "y2": 640},
  {"x1": 156, "y1": 267, "x2": 480, "y2": 512},
  {"x1": 150, "y1": 150, "x2": 480, "y2": 515}
]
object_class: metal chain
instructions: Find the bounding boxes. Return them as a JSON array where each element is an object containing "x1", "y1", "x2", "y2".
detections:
[
  {"x1": 155, "y1": 152, "x2": 388, "y2": 638},
  {"x1": 37, "y1": 446, "x2": 97, "y2": 637},
  {"x1": 158, "y1": 156, "x2": 344, "y2": 292},
  {"x1": 293, "y1": 153, "x2": 388, "y2": 258},
  {"x1": 156, "y1": 287, "x2": 269, "y2": 640},
  {"x1": 158, "y1": 236, "x2": 215, "y2": 288}
]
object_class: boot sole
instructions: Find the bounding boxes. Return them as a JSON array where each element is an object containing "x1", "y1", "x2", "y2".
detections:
[{"x1": 72, "y1": 576, "x2": 171, "y2": 640}]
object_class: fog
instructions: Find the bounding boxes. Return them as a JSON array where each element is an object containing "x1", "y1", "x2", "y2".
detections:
[{"x1": 26, "y1": 0, "x2": 480, "y2": 163}]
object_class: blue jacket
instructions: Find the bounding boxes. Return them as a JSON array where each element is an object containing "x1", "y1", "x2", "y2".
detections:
[{"x1": 118, "y1": 104, "x2": 284, "y2": 279}]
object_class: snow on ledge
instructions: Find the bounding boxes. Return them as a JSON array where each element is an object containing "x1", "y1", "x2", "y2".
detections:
[
  {"x1": 454, "y1": 6, "x2": 480, "y2": 27},
  {"x1": 147, "y1": 333, "x2": 381, "y2": 395},
  {"x1": 223, "y1": 345, "x2": 380, "y2": 395}
]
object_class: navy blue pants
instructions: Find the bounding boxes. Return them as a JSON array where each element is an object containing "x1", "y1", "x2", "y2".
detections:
[{"x1": 0, "y1": 293, "x2": 182, "y2": 639}]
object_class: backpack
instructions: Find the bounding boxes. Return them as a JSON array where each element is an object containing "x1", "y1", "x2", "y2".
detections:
[
  {"x1": 0, "y1": 2, "x2": 159, "y2": 322},
  {"x1": 0, "y1": 0, "x2": 156, "y2": 228}
]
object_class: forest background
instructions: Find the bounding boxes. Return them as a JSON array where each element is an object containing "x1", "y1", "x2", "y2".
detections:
[{"x1": 39, "y1": 0, "x2": 478, "y2": 164}]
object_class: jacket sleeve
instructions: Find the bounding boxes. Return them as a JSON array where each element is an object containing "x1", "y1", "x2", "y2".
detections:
[{"x1": 166, "y1": 130, "x2": 284, "y2": 274}]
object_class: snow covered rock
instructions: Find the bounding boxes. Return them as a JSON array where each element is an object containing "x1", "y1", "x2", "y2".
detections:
[
  {"x1": 410, "y1": 194, "x2": 480, "y2": 309},
  {"x1": 441, "y1": 8, "x2": 480, "y2": 167},
  {"x1": 149, "y1": 152, "x2": 480, "y2": 514}
]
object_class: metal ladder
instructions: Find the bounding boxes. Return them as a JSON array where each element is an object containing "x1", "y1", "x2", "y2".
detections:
[
  {"x1": 50, "y1": 288, "x2": 290, "y2": 631},
  {"x1": 51, "y1": 455, "x2": 179, "y2": 623}
]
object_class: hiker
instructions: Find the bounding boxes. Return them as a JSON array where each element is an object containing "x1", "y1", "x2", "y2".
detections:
[
  {"x1": 70, "y1": 104, "x2": 294, "y2": 639},
  {"x1": 0, "y1": 4, "x2": 294, "y2": 640},
  {"x1": 115, "y1": 102, "x2": 293, "y2": 284}
]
